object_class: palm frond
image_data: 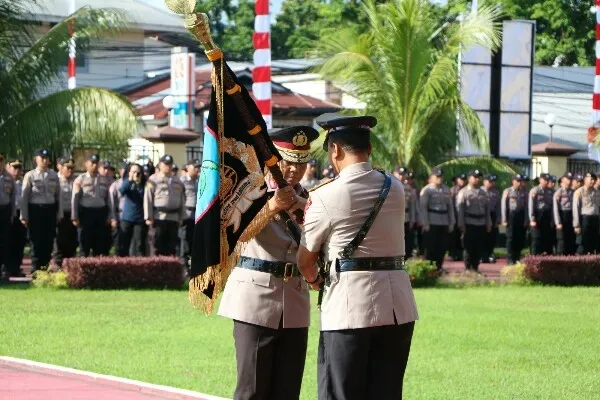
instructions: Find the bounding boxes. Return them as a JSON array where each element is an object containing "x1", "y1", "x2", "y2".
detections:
[
  {"x1": 0, "y1": 0, "x2": 35, "y2": 63},
  {"x1": 0, "y1": 87, "x2": 140, "y2": 159}
]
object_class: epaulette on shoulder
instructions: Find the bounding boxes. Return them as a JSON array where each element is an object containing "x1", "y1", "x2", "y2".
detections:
[{"x1": 309, "y1": 178, "x2": 334, "y2": 192}]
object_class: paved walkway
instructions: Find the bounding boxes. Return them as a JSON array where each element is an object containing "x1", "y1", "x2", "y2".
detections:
[{"x1": 0, "y1": 358, "x2": 228, "y2": 400}]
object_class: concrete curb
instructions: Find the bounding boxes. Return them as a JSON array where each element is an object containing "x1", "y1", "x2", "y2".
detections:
[{"x1": 0, "y1": 356, "x2": 230, "y2": 400}]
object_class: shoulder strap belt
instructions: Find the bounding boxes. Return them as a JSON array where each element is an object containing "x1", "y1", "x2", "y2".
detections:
[{"x1": 339, "y1": 171, "x2": 392, "y2": 258}]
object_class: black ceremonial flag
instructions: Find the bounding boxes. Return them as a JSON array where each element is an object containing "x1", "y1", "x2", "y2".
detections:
[{"x1": 191, "y1": 64, "x2": 280, "y2": 314}]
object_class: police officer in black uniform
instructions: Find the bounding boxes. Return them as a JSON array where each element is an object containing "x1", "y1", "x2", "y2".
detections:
[
  {"x1": 529, "y1": 173, "x2": 554, "y2": 255},
  {"x1": 553, "y1": 172, "x2": 575, "y2": 255}
]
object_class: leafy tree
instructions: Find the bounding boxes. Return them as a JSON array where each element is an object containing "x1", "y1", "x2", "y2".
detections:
[
  {"x1": 193, "y1": 0, "x2": 234, "y2": 43},
  {"x1": 272, "y1": 0, "x2": 324, "y2": 59},
  {"x1": 443, "y1": 0, "x2": 596, "y2": 66},
  {"x1": 316, "y1": 0, "x2": 503, "y2": 173},
  {"x1": 222, "y1": 0, "x2": 255, "y2": 60},
  {"x1": 0, "y1": 0, "x2": 139, "y2": 161}
]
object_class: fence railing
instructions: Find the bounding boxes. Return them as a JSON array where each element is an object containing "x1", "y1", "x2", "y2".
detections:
[{"x1": 567, "y1": 159, "x2": 600, "y2": 175}]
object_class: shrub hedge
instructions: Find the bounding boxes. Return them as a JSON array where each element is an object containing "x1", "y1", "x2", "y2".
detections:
[
  {"x1": 522, "y1": 255, "x2": 600, "y2": 286},
  {"x1": 63, "y1": 257, "x2": 186, "y2": 289},
  {"x1": 405, "y1": 258, "x2": 440, "y2": 287}
]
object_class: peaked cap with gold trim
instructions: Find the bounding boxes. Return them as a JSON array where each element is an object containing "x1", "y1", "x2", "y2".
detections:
[{"x1": 269, "y1": 126, "x2": 319, "y2": 163}]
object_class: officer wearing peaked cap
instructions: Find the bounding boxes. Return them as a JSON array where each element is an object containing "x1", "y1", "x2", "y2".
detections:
[
  {"x1": 529, "y1": 173, "x2": 554, "y2": 255},
  {"x1": 0, "y1": 153, "x2": 15, "y2": 282},
  {"x1": 501, "y1": 174, "x2": 529, "y2": 264},
  {"x1": 218, "y1": 125, "x2": 320, "y2": 400},
  {"x1": 297, "y1": 114, "x2": 418, "y2": 400},
  {"x1": 21, "y1": 149, "x2": 62, "y2": 272},
  {"x1": 181, "y1": 159, "x2": 200, "y2": 265},
  {"x1": 6, "y1": 159, "x2": 26, "y2": 278},
  {"x1": 72, "y1": 154, "x2": 111, "y2": 256},
  {"x1": 144, "y1": 154, "x2": 185, "y2": 256},
  {"x1": 55, "y1": 159, "x2": 78, "y2": 267},
  {"x1": 572, "y1": 174, "x2": 584, "y2": 191},
  {"x1": 482, "y1": 174, "x2": 501, "y2": 263},
  {"x1": 573, "y1": 172, "x2": 600, "y2": 254},
  {"x1": 553, "y1": 173, "x2": 576, "y2": 255},
  {"x1": 457, "y1": 170, "x2": 491, "y2": 272},
  {"x1": 420, "y1": 167, "x2": 455, "y2": 270}
]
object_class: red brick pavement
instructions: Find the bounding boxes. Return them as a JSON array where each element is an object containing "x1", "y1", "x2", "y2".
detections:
[{"x1": 0, "y1": 358, "x2": 228, "y2": 400}]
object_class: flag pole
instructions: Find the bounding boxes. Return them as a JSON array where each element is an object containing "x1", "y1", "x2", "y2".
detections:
[{"x1": 67, "y1": 0, "x2": 76, "y2": 89}]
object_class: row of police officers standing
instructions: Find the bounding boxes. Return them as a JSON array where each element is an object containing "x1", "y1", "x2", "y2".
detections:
[{"x1": 0, "y1": 150, "x2": 200, "y2": 281}]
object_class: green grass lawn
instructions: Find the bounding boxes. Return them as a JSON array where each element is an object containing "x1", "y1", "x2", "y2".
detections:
[{"x1": 1, "y1": 285, "x2": 599, "y2": 399}]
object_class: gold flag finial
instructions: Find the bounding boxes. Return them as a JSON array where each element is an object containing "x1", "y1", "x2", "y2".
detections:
[{"x1": 164, "y1": 0, "x2": 195, "y2": 15}]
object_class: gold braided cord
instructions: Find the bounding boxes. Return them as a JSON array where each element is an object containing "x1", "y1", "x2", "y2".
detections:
[{"x1": 238, "y1": 202, "x2": 274, "y2": 243}]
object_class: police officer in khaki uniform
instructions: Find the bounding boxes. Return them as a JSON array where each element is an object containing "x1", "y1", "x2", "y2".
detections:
[
  {"x1": 6, "y1": 159, "x2": 26, "y2": 277},
  {"x1": 219, "y1": 126, "x2": 319, "y2": 400},
  {"x1": 482, "y1": 174, "x2": 501, "y2": 263},
  {"x1": 144, "y1": 155, "x2": 185, "y2": 256},
  {"x1": 403, "y1": 172, "x2": 418, "y2": 258},
  {"x1": 449, "y1": 173, "x2": 466, "y2": 261},
  {"x1": 297, "y1": 114, "x2": 418, "y2": 400},
  {"x1": 572, "y1": 174, "x2": 584, "y2": 191},
  {"x1": 72, "y1": 154, "x2": 111, "y2": 256},
  {"x1": 573, "y1": 172, "x2": 600, "y2": 255},
  {"x1": 55, "y1": 159, "x2": 77, "y2": 267},
  {"x1": 553, "y1": 172, "x2": 575, "y2": 255},
  {"x1": 457, "y1": 170, "x2": 492, "y2": 271},
  {"x1": 529, "y1": 173, "x2": 554, "y2": 255},
  {"x1": 420, "y1": 168, "x2": 455, "y2": 270},
  {"x1": 21, "y1": 149, "x2": 62, "y2": 272},
  {"x1": 0, "y1": 153, "x2": 15, "y2": 282},
  {"x1": 501, "y1": 174, "x2": 529, "y2": 264},
  {"x1": 180, "y1": 159, "x2": 199, "y2": 264}
]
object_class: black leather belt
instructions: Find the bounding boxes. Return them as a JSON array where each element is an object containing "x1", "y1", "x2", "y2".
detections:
[
  {"x1": 186, "y1": 207, "x2": 196, "y2": 212},
  {"x1": 333, "y1": 256, "x2": 405, "y2": 272},
  {"x1": 428, "y1": 209, "x2": 447, "y2": 214},
  {"x1": 238, "y1": 256, "x2": 300, "y2": 280},
  {"x1": 466, "y1": 212, "x2": 485, "y2": 218},
  {"x1": 156, "y1": 207, "x2": 179, "y2": 213}
]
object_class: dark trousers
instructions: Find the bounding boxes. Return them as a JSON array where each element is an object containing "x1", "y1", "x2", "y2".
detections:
[
  {"x1": 78, "y1": 207, "x2": 109, "y2": 257},
  {"x1": 483, "y1": 212, "x2": 498, "y2": 259},
  {"x1": 506, "y1": 211, "x2": 526, "y2": 264},
  {"x1": 6, "y1": 210, "x2": 27, "y2": 276},
  {"x1": 118, "y1": 220, "x2": 148, "y2": 257},
  {"x1": 404, "y1": 222, "x2": 415, "y2": 259},
  {"x1": 233, "y1": 320, "x2": 308, "y2": 400},
  {"x1": 55, "y1": 211, "x2": 78, "y2": 267},
  {"x1": 152, "y1": 220, "x2": 179, "y2": 256},
  {"x1": 28, "y1": 204, "x2": 57, "y2": 271},
  {"x1": 424, "y1": 225, "x2": 447, "y2": 269},
  {"x1": 577, "y1": 215, "x2": 600, "y2": 255},
  {"x1": 318, "y1": 321, "x2": 415, "y2": 400},
  {"x1": 531, "y1": 212, "x2": 553, "y2": 255},
  {"x1": 463, "y1": 224, "x2": 486, "y2": 271},
  {"x1": 0, "y1": 205, "x2": 11, "y2": 276},
  {"x1": 449, "y1": 225, "x2": 463, "y2": 260},
  {"x1": 556, "y1": 211, "x2": 576, "y2": 255}
]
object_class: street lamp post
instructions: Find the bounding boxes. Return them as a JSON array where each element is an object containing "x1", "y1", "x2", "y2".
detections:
[{"x1": 544, "y1": 113, "x2": 556, "y2": 142}]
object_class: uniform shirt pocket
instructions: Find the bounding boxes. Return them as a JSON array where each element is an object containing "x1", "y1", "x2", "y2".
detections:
[
  {"x1": 32, "y1": 179, "x2": 44, "y2": 192},
  {"x1": 234, "y1": 268, "x2": 272, "y2": 288}
]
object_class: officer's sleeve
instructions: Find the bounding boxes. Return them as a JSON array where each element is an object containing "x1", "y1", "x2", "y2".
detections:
[
  {"x1": 54, "y1": 175, "x2": 62, "y2": 219},
  {"x1": 528, "y1": 189, "x2": 536, "y2": 222},
  {"x1": 300, "y1": 192, "x2": 331, "y2": 253},
  {"x1": 552, "y1": 191, "x2": 561, "y2": 225},
  {"x1": 447, "y1": 190, "x2": 456, "y2": 226},
  {"x1": 20, "y1": 173, "x2": 31, "y2": 221},
  {"x1": 71, "y1": 176, "x2": 82, "y2": 220},
  {"x1": 419, "y1": 188, "x2": 429, "y2": 226},
  {"x1": 144, "y1": 180, "x2": 154, "y2": 221},
  {"x1": 501, "y1": 189, "x2": 508, "y2": 224},
  {"x1": 573, "y1": 190, "x2": 581, "y2": 229},
  {"x1": 456, "y1": 190, "x2": 465, "y2": 227},
  {"x1": 485, "y1": 192, "x2": 492, "y2": 227},
  {"x1": 119, "y1": 179, "x2": 130, "y2": 196}
]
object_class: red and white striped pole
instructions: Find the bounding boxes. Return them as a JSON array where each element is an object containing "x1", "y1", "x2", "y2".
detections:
[
  {"x1": 253, "y1": 0, "x2": 272, "y2": 129},
  {"x1": 67, "y1": 0, "x2": 76, "y2": 89},
  {"x1": 589, "y1": 1, "x2": 600, "y2": 161}
]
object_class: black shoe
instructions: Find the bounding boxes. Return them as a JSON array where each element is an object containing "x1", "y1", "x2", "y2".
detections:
[{"x1": 488, "y1": 256, "x2": 496, "y2": 264}]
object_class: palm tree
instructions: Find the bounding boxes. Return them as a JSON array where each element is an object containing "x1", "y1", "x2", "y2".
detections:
[
  {"x1": 0, "y1": 0, "x2": 139, "y2": 163},
  {"x1": 316, "y1": 0, "x2": 503, "y2": 174}
]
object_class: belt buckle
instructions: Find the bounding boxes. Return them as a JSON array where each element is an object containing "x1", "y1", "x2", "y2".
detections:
[{"x1": 283, "y1": 263, "x2": 294, "y2": 282}]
